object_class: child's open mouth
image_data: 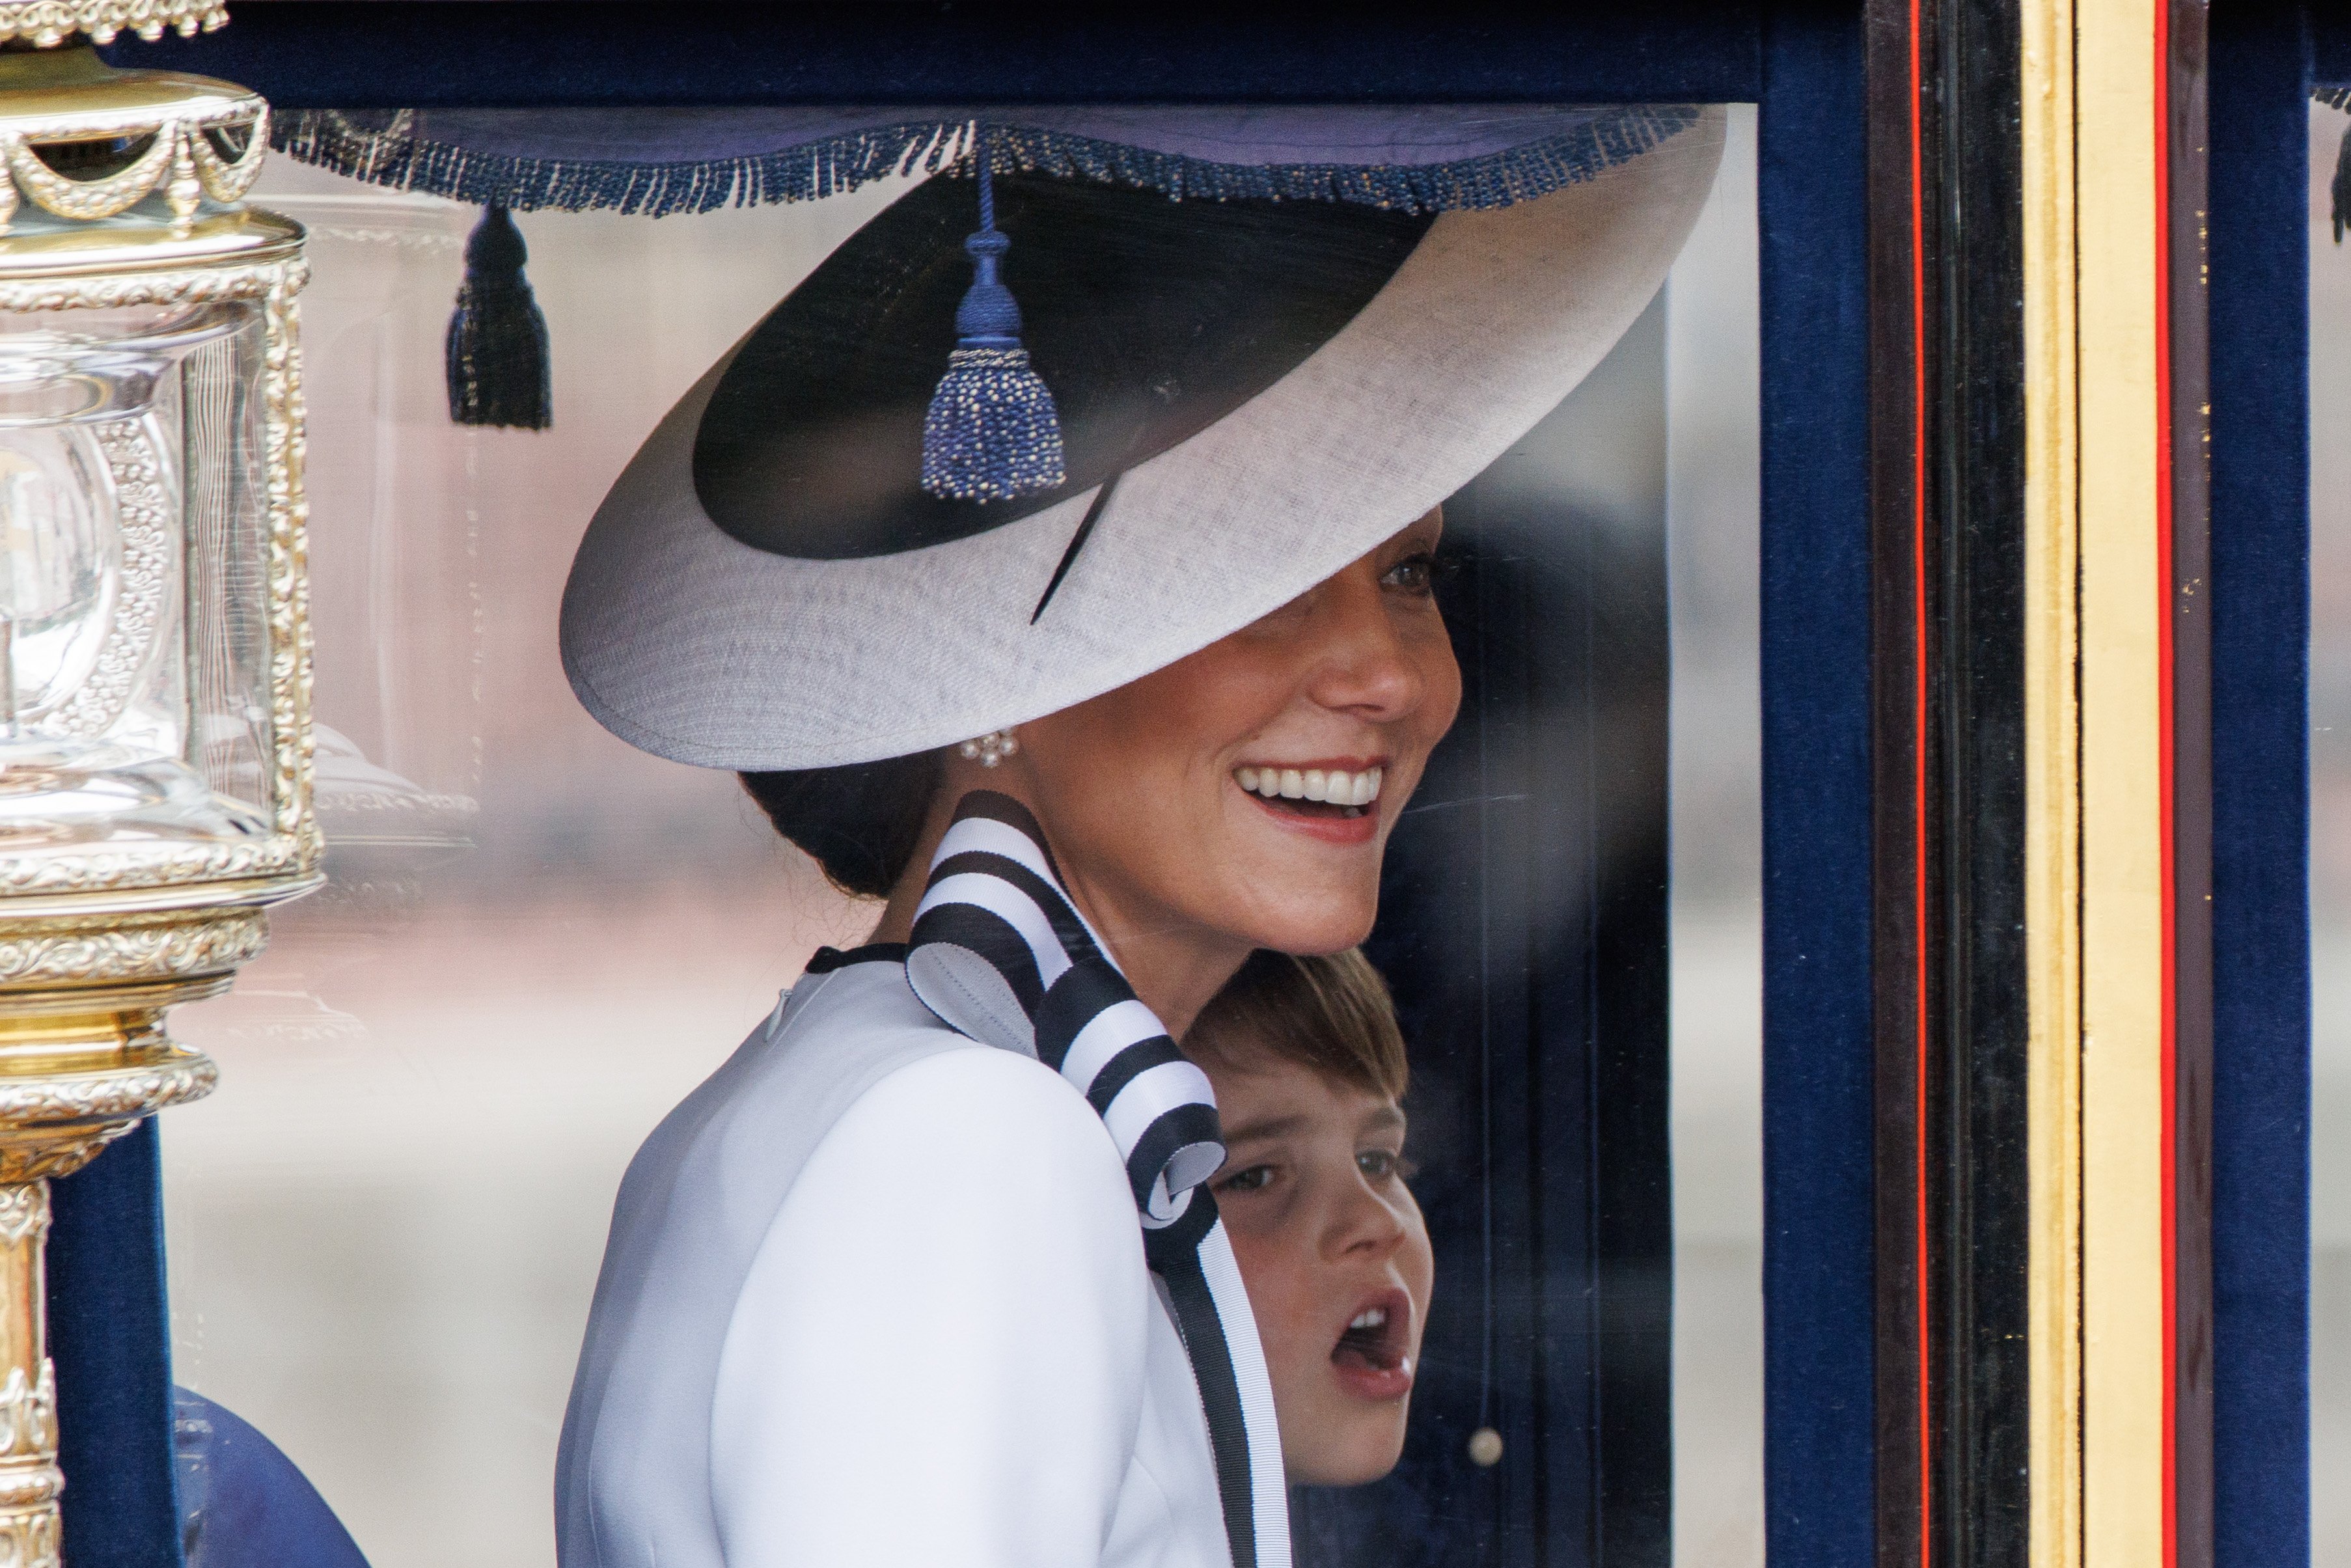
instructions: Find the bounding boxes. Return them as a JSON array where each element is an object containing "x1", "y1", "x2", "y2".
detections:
[
  {"x1": 1330, "y1": 1288, "x2": 1414, "y2": 1401},
  {"x1": 1233, "y1": 764, "x2": 1383, "y2": 821}
]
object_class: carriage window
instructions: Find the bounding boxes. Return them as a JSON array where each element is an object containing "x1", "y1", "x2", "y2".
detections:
[
  {"x1": 163, "y1": 105, "x2": 1763, "y2": 1568},
  {"x1": 2307, "y1": 89, "x2": 2351, "y2": 1567}
]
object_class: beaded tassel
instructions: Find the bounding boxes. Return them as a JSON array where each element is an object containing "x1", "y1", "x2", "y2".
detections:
[{"x1": 920, "y1": 132, "x2": 1066, "y2": 501}]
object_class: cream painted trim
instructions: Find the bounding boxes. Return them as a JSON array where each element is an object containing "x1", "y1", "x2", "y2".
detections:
[
  {"x1": 2070, "y1": 1, "x2": 2173, "y2": 1565},
  {"x1": 2020, "y1": 1, "x2": 2085, "y2": 1563}
]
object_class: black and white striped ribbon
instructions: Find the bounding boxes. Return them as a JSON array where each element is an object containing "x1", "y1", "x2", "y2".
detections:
[{"x1": 907, "y1": 791, "x2": 1289, "y2": 1568}]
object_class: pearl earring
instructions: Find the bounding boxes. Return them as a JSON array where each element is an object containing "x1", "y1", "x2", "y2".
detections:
[{"x1": 959, "y1": 729, "x2": 1019, "y2": 768}]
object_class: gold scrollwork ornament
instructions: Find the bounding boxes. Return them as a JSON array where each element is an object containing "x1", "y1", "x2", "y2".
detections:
[
  {"x1": 0, "y1": 103, "x2": 268, "y2": 234},
  {"x1": 0, "y1": 0, "x2": 226, "y2": 46},
  {"x1": 0, "y1": 1366, "x2": 55, "y2": 1462},
  {"x1": 0, "y1": 909, "x2": 268, "y2": 987},
  {"x1": 0, "y1": 1190, "x2": 44, "y2": 1250}
]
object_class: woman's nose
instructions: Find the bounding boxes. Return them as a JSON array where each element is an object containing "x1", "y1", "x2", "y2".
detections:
[{"x1": 1302, "y1": 567, "x2": 1424, "y2": 719}]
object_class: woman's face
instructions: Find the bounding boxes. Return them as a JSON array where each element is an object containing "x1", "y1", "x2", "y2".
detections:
[
  {"x1": 1206, "y1": 1051, "x2": 1434, "y2": 1486},
  {"x1": 1014, "y1": 512, "x2": 1460, "y2": 964}
]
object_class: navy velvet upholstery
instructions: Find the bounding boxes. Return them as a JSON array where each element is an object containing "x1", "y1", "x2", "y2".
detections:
[
  {"x1": 48, "y1": 1121, "x2": 184, "y2": 1568},
  {"x1": 121, "y1": 3, "x2": 1765, "y2": 108},
  {"x1": 1755, "y1": 8, "x2": 1877, "y2": 1566},
  {"x1": 2208, "y1": 8, "x2": 2314, "y2": 1563},
  {"x1": 2317, "y1": 14, "x2": 2351, "y2": 90}
]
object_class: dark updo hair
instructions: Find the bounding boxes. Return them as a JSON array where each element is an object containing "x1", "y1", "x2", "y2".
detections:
[{"x1": 740, "y1": 752, "x2": 943, "y2": 899}]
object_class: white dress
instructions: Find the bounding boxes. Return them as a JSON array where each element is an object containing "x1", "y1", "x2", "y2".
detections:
[{"x1": 555, "y1": 950, "x2": 1231, "y2": 1568}]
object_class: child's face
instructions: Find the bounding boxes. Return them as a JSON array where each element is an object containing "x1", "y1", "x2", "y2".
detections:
[{"x1": 1205, "y1": 1049, "x2": 1434, "y2": 1487}]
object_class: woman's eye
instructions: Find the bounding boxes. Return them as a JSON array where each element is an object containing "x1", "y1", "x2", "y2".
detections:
[
  {"x1": 1381, "y1": 551, "x2": 1441, "y2": 598},
  {"x1": 1217, "y1": 1164, "x2": 1276, "y2": 1194},
  {"x1": 1357, "y1": 1149, "x2": 1398, "y2": 1180}
]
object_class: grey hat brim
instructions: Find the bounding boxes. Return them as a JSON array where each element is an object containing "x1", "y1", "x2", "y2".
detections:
[{"x1": 561, "y1": 107, "x2": 1725, "y2": 772}]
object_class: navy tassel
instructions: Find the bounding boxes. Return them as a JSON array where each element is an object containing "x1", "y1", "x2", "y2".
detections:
[
  {"x1": 2335, "y1": 120, "x2": 2351, "y2": 245},
  {"x1": 445, "y1": 205, "x2": 552, "y2": 430},
  {"x1": 921, "y1": 134, "x2": 1066, "y2": 501}
]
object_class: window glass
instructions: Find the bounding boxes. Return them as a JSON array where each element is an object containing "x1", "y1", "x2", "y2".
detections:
[
  {"x1": 165, "y1": 106, "x2": 1763, "y2": 1568},
  {"x1": 2305, "y1": 91, "x2": 2350, "y2": 1567}
]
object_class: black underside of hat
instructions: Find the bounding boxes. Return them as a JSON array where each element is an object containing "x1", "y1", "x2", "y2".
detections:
[{"x1": 693, "y1": 171, "x2": 1435, "y2": 561}]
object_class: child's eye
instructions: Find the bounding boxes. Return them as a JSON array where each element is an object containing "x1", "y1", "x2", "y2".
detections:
[
  {"x1": 1357, "y1": 1149, "x2": 1404, "y2": 1181},
  {"x1": 1217, "y1": 1164, "x2": 1276, "y2": 1195}
]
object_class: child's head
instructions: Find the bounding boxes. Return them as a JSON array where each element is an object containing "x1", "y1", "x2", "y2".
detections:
[{"x1": 1187, "y1": 948, "x2": 1433, "y2": 1487}]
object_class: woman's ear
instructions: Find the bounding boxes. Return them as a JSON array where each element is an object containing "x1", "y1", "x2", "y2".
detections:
[{"x1": 869, "y1": 740, "x2": 1051, "y2": 941}]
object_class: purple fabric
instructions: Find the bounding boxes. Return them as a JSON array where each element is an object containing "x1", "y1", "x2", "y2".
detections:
[{"x1": 175, "y1": 1388, "x2": 372, "y2": 1568}]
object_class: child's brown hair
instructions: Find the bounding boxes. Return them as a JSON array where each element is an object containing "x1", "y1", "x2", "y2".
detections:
[{"x1": 1185, "y1": 948, "x2": 1408, "y2": 1101}]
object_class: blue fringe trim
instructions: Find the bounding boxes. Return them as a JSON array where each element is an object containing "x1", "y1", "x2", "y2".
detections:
[
  {"x1": 271, "y1": 106, "x2": 1704, "y2": 217},
  {"x1": 984, "y1": 105, "x2": 1705, "y2": 213},
  {"x1": 271, "y1": 111, "x2": 966, "y2": 215}
]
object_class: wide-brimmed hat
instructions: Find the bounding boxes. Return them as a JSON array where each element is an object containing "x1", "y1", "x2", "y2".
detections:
[{"x1": 557, "y1": 106, "x2": 1725, "y2": 771}]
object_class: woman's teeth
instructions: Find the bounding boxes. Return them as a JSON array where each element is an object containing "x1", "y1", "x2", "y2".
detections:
[
  {"x1": 1349, "y1": 1307, "x2": 1388, "y2": 1331},
  {"x1": 1233, "y1": 765, "x2": 1383, "y2": 806}
]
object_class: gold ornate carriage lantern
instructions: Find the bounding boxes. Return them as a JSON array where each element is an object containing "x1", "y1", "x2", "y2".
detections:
[{"x1": 0, "y1": 12, "x2": 312, "y2": 1561}]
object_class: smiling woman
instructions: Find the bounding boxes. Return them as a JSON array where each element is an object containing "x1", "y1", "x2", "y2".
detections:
[{"x1": 551, "y1": 107, "x2": 1723, "y2": 1568}]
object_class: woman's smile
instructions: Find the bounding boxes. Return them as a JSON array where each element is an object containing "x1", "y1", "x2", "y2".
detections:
[{"x1": 1232, "y1": 759, "x2": 1388, "y2": 844}]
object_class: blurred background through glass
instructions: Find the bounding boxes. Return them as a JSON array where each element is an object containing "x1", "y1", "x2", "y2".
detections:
[
  {"x1": 2308, "y1": 95, "x2": 2350, "y2": 1568},
  {"x1": 162, "y1": 109, "x2": 1765, "y2": 1568}
]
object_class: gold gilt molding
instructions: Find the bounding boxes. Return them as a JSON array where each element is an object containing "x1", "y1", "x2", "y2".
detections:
[
  {"x1": 2031, "y1": 0, "x2": 2177, "y2": 1563},
  {"x1": 0, "y1": 1361, "x2": 55, "y2": 1561},
  {"x1": 0, "y1": 45, "x2": 264, "y2": 234},
  {"x1": 0, "y1": 908, "x2": 268, "y2": 988},
  {"x1": 0, "y1": 105, "x2": 268, "y2": 232},
  {"x1": 0, "y1": 1058, "x2": 217, "y2": 1183},
  {"x1": 0, "y1": 0, "x2": 223, "y2": 47},
  {"x1": 263, "y1": 264, "x2": 323, "y2": 866},
  {"x1": 0, "y1": 31, "x2": 313, "y2": 1568},
  {"x1": 0, "y1": 253, "x2": 307, "y2": 316},
  {"x1": 0, "y1": 1192, "x2": 46, "y2": 1251},
  {"x1": 0, "y1": 1185, "x2": 59, "y2": 1565},
  {"x1": 2020, "y1": 0, "x2": 2086, "y2": 1563},
  {"x1": 0, "y1": 1000, "x2": 218, "y2": 1568}
]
